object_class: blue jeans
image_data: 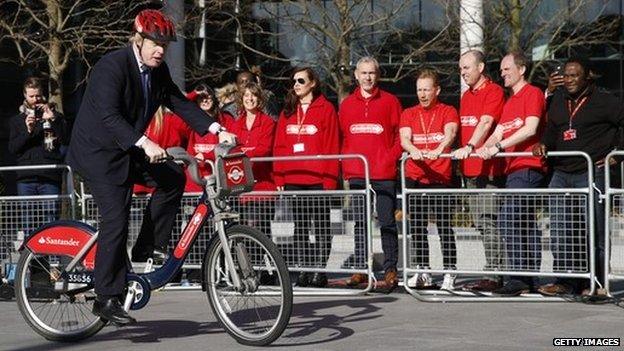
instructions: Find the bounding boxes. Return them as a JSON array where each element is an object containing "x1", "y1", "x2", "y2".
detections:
[
  {"x1": 17, "y1": 181, "x2": 61, "y2": 234},
  {"x1": 549, "y1": 167, "x2": 606, "y2": 287},
  {"x1": 498, "y1": 169, "x2": 544, "y2": 285}
]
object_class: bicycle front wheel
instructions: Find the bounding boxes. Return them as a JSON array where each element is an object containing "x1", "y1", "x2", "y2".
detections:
[
  {"x1": 204, "y1": 224, "x2": 292, "y2": 346},
  {"x1": 15, "y1": 249, "x2": 105, "y2": 341}
]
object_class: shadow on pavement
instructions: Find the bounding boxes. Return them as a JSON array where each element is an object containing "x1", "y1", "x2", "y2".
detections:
[
  {"x1": 272, "y1": 295, "x2": 399, "y2": 347},
  {"x1": 6, "y1": 295, "x2": 398, "y2": 350}
]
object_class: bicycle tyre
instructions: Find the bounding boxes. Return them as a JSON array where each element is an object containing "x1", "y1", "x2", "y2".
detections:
[
  {"x1": 15, "y1": 249, "x2": 106, "y2": 341},
  {"x1": 204, "y1": 224, "x2": 292, "y2": 346}
]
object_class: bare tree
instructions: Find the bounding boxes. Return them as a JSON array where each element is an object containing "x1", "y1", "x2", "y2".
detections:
[
  {"x1": 0, "y1": 1, "x2": 151, "y2": 112},
  {"x1": 185, "y1": 0, "x2": 456, "y2": 102},
  {"x1": 479, "y1": 0, "x2": 621, "y2": 83}
]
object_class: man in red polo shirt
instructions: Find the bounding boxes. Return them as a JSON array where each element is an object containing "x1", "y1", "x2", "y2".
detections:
[
  {"x1": 451, "y1": 50, "x2": 506, "y2": 291},
  {"x1": 400, "y1": 68, "x2": 459, "y2": 290},
  {"x1": 476, "y1": 51, "x2": 546, "y2": 296},
  {"x1": 339, "y1": 56, "x2": 403, "y2": 292}
]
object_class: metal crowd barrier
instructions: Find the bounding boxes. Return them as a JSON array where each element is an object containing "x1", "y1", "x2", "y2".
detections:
[
  {"x1": 401, "y1": 151, "x2": 595, "y2": 302},
  {"x1": 604, "y1": 151, "x2": 624, "y2": 295},
  {"x1": 0, "y1": 164, "x2": 76, "y2": 280},
  {"x1": 81, "y1": 154, "x2": 374, "y2": 296}
]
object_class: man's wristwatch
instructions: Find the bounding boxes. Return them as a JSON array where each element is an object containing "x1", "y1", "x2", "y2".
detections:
[
  {"x1": 466, "y1": 143, "x2": 475, "y2": 151},
  {"x1": 495, "y1": 142, "x2": 503, "y2": 152}
]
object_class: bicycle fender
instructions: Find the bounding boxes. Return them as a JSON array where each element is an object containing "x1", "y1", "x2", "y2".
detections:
[
  {"x1": 20, "y1": 220, "x2": 98, "y2": 270},
  {"x1": 200, "y1": 221, "x2": 237, "y2": 291}
]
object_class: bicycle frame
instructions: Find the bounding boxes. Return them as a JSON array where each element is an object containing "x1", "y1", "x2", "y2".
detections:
[{"x1": 20, "y1": 178, "x2": 246, "y2": 303}]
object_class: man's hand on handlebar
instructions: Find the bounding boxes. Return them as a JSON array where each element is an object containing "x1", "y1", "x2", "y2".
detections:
[
  {"x1": 218, "y1": 131, "x2": 237, "y2": 144},
  {"x1": 141, "y1": 138, "x2": 168, "y2": 163}
]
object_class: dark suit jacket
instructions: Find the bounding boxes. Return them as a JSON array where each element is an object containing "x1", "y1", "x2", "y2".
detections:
[{"x1": 67, "y1": 45, "x2": 215, "y2": 185}]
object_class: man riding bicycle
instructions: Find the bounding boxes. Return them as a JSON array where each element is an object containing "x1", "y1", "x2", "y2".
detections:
[{"x1": 66, "y1": 9, "x2": 236, "y2": 325}]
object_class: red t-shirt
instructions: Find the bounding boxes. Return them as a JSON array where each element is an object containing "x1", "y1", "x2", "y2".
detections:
[
  {"x1": 400, "y1": 102, "x2": 459, "y2": 184},
  {"x1": 339, "y1": 87, "x2": 403, "y2": 180},
  {"x1": 185, "y1": 113, "x2": 234, "y2": 192},
  {"x1": 229, "y1": 111, "x2": 276, "y2": 192},
  {"x1": 133, "y1": 112, "x2": 192, "y2": 194},
  {"x1": 499, "y1": 83, "x2": 546, "y2": 174},
  {"x1": 459, "y1": 80, "x2": 505, "y2": 177}
]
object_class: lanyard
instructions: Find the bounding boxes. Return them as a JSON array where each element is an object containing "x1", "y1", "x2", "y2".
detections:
[
  {"x1": 418, "y1": 110, "x2": 436, "y2": 149},
  {"x1": 296, "y1": 104, "x2": 307, "y2": 142},
  {"x1": 567, "y1": 96, "x2": 588, "y2": 129}
]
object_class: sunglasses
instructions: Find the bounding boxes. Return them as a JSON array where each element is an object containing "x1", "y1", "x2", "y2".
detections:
[{"x1": 292, "y1": 78, "x2": 307, "y2": 85}]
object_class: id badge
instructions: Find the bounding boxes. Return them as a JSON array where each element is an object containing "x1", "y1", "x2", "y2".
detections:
[
  {"x1": 293, "y1": 143, "x2": 305, "y2": 153},
  {"x1": 563, "y1": 129, "x2": 577, "y2": 141}
]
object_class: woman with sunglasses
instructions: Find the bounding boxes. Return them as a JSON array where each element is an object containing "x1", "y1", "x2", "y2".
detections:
[
  {"x1": 229, "y1": 82, "x2": 277, "y2": 236},
  {"x1": 273, "y1": 67, "x2": 340, "y2": 288},
  {"x1": 186, "y1": 85, "x2": 234, "y2": 192}
]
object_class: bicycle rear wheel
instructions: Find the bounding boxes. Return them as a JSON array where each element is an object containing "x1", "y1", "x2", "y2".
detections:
[
  {"x1": 204, "y1": 224, "x2": 292, "y2": 346},
  {"x1": 15, "y1": 249, "x2": 105, "y2": 341}
]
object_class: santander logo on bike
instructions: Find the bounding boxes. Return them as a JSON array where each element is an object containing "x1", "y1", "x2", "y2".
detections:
[{"x1": 37, "y1": 236, "x2": 80, "y2": 247}]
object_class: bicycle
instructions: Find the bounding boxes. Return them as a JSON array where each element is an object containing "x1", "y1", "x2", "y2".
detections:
[{"x1": 14, "y1": 144, "x2": 293, "y2": 346}]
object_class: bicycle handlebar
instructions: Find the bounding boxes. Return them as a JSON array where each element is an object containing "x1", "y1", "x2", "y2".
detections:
[{"x1": 166, "y1": 147, "x2": 206, "y2": 186}]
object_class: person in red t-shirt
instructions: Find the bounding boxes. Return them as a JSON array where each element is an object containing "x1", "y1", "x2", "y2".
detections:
[
  {"x1": 452, "y1": 50, "x2": 506, "y2": 292},
  {"x1": 339, "y1": 56, "x2": 403, "y2": 292},
  {"x1": 476, "y1": 52, "x2": 546, "y2": 296},
  {"x1": 399, "y1": 68, "x2": 459, "y2": 290},
  {"x1": 273, "y1": 67, "x2": 340, "y2": 288},
  {"x1": 133, "y1": 106, "x2": 192, "y2": 194},
  {"x1": 186, "y1": 86, "x2": 234, "y2": 192},
  {"x1": 229, "y1": 82, "x2": 276, "y2": 238}
]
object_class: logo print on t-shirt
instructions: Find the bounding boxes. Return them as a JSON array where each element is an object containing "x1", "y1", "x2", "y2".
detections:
[
  {"x1": 412, "y1": 133, "x2": 445, "y2": 144},
  {"x1": 460, "y1": 115, "x2": 478, "y2": 126},
  {"x1": 501, "y1": 117, "x2": 524, "y2": 132},
  {"x1": 286, "y1": 124, "x2": 318, "y2": 135},
  {"x1": 349, "y1": 123, "x2": 384, "y2": 134},
  {"x1": 194, "y1": 144, "x2": 216, "y2": 153}
]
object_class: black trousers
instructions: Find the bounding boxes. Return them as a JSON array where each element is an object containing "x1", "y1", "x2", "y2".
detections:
[
  {"x1": 88, "y1": 159, "x2": 185, "y2": 296},
  {"x1": 405, "y1": 179, "x2": 457, "y2": 269},
  {"x1": 349, "y1": 179, "x2": 398, "y2": 272},
  {"x1": 284, "y1": 184, "x2": 332, "y2": 267}
]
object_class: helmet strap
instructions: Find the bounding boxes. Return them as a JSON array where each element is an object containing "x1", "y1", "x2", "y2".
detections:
[{"x1": 135, "y1": 35, "x2": 146, "y2": 67}]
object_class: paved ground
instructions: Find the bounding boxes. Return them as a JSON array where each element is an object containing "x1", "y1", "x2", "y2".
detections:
[{"x1": 2, "y1": 287, "x2": 624, "y2": 351}]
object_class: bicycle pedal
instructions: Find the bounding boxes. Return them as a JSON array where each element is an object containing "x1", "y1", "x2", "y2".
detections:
[{"x1": 143, "y1": 258, "x2": 154, "y2": 274}]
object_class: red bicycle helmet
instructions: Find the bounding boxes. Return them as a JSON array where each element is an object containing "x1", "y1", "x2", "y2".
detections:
[{"x1": 134, "y1": 9, "x2": 177, "y2": 42}]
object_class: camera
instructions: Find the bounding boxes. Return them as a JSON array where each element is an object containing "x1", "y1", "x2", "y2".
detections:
[{"x1": 34, "y1": 106, "x2": 44, "y2": 119}]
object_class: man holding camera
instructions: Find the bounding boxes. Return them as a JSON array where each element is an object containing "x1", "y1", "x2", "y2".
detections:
[{"x1": 8, "y1": 77, "x2": 68, "y2": 233}]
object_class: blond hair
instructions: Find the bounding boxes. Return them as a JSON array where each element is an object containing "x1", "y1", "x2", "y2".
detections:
[{"x1": 216, "y1": 83, "x2": 238, "y2": 107}]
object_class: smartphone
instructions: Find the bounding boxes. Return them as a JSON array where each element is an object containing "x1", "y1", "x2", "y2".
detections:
[{"x1": 554, "y1": 64, "x2": 563, "y2": 76}]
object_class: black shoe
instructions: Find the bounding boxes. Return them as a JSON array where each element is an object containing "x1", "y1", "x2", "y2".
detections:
[
  {"x1": 92, "y1": 296, "x2": 137, "y2": 326},
  {"x1": 493, "y1": 280, "x2": 530, "y2": 297},
  {"x1": 296, "y1": 272, "x2": 311, "y2": 287},
  {"x1": 152, "y1": 248, "x2": 168, "y2": 265},
  {"x1": 309, "y1": 273, "x2": 328, "y2": 288},
  {"x1": 131, "y1": 247, "x2": 168, "y2": 265}
]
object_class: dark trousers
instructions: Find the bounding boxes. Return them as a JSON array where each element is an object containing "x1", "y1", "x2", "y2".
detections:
[
  {"x1": 284, "y1": 184, "x2": 332, "y2": 267},
  {"x1": 349, "y1": 179, "x2": 398, "y2": 272},
  {"x1": 88, "y1": 160, "x2": 185, "y2": 296},
  {"x1": 499, "y1": 168, "x2": 545, "y2": 287},
  {"x1": 405, "y1": 179, "x2": 457, "y2": 269},
  {"x1": 549, "y1": 167, "x2": 606, "y2": 289},
  {"x1": 17, "y1": 181, "x2": 61, "y2": 234}
]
